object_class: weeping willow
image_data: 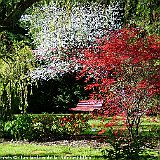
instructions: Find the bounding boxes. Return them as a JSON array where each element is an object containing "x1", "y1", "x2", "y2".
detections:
[{"x1": 0, "y1": 32, "x2": 35, "y2": 119}]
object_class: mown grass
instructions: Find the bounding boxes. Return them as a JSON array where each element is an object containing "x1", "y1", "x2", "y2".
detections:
[
  {"x1": 0, "y1": 142, "x2": 107, "y2": 160},
  {"x1": 0, "y1": 142, "x2": 159, "y2": 160}
]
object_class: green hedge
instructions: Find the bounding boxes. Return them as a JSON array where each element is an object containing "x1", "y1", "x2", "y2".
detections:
[{"x1": 2, "y1": 113, "x2": 90, "y2": 141}]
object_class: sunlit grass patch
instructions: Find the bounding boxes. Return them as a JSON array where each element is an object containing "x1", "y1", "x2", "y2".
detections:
[
  {"x1": 0, "y1": 142, "x2": 159, "y2": 160},
  {"x1": 0, "y1": 142, "x2": 104, "y2": 157}
]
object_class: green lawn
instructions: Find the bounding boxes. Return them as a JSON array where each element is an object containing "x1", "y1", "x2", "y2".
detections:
[
  {"x1": 0, "y1": 142, "x2": 106, "y2": 160},
  {"x1": 0, "y1": 142, "x2": 159, "y2": 160}
]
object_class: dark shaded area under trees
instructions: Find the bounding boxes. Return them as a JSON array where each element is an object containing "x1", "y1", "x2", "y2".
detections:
[{"x1": 27, "y1": 72, "x2": 90, "y2": 113}]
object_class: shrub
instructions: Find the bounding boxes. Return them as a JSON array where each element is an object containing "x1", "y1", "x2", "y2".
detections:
[
  {"x1": 55, "y1": 114, "x2": 90, "y2": 135},
  {"x1": 3, "y1": 113, "x2": 90, "y2": 141},
  {"x1": 4, "y1": 114, "x2": 33, "y2": 140},
  {"x1": 31, "y1": 114, "x2": 58, "y2": 140}
]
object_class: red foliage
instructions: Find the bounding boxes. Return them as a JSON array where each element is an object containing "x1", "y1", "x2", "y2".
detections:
[
  {"x1": 71, "y1": 27, "x2": 160, "y2": 118},
  {"x1": 98, "y1": 129, "x2": 105, "y2": 135}
]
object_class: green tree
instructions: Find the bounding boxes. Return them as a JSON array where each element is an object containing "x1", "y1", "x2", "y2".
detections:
[
  {"x1": 123, "y1": 0, "x2": 160, "y2": 35},
  {"x1": 0, "y1": 0, "x2": 48, "y2": 33},
  {"x1": 0, "y1": 31, "x2": 35, "y2": 119}
]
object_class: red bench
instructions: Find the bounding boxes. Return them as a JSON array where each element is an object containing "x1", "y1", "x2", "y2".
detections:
[{"x1": 69, "y1": 100, "x2": 103, "y2": 112}]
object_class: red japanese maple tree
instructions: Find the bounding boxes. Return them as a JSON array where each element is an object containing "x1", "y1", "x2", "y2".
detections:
[
  {"x1": 72, "y1": 27, "x2": 160, "y2": 116},
  {"x1": 69, "y1": 27, "x2": 160, "y2": 154}
]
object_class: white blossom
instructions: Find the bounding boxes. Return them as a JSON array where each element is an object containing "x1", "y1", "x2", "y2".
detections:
[{"x1": 21, "y1": 1, "x2": 123, "y2": 80}]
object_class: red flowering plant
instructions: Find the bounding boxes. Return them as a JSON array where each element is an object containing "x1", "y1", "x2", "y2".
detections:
[
  {"x1": 55, "y1": 114, "x2": 90, "y2": 136},
  {"x1": 68, "y1": 26, "x2": 160, "y2": 158}
]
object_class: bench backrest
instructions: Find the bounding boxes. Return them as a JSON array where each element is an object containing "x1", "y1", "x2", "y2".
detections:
[{"x1": 69, "y1": 100, "x2": 103, "y2": 112}]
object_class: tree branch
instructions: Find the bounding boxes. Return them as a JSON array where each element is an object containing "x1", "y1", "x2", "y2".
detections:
[{"x1": 1, "y1": 0, "x2": 42, "y2": 28}]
